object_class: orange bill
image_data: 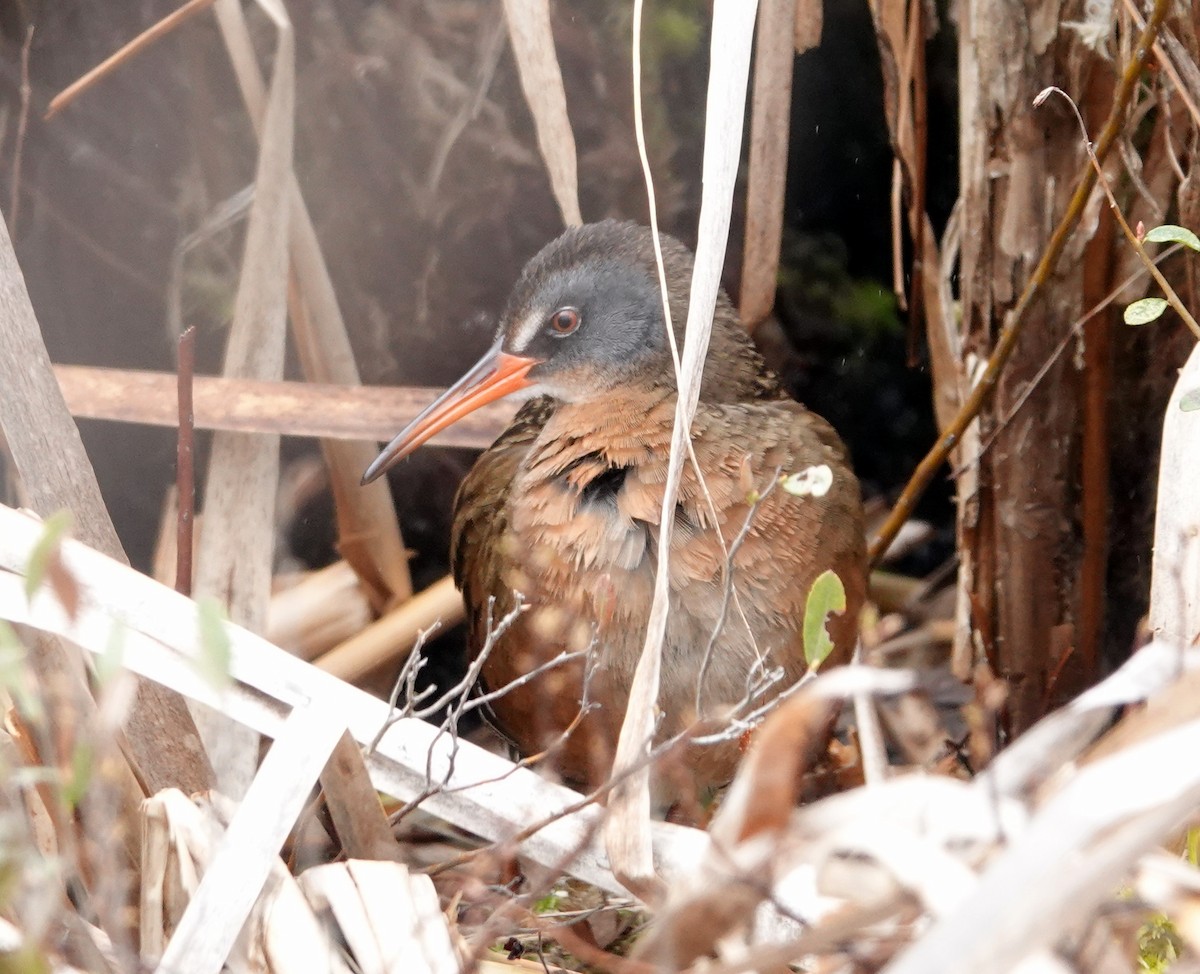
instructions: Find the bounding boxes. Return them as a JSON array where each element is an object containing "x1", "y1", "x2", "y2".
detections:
[{"x1": 361, "y1": 343, "x2": 538, "y2": 484}]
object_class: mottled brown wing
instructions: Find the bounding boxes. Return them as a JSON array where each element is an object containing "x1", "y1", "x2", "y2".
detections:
[
  {"x1": 451, "y1": 396, "x2": 619, "y2": 783},
  {"x1": 685, "y1": 400, "x2": 866, "y2": 670},
  {"x1": 450, "y1": 396, "x2": 554, "y2": 651}
]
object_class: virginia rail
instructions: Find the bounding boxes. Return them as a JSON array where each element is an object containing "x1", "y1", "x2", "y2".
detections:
[{"x1": 363, "y1": 220, "x2": 865, "y2": 804}]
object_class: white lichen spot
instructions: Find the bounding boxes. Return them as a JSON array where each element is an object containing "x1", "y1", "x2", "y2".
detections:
[{"x1": 781, "y1": 464, "x2": 833, "y2": 498}]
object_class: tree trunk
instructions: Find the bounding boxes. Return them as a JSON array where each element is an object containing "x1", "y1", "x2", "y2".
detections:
[{"x1": 874, "y1": 0, "x2": 1196, "y2": 737}]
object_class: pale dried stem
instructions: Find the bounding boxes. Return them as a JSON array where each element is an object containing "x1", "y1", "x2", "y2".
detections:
[{"x1": 44, "y1": 0, "x2": 218, "y2": 119}]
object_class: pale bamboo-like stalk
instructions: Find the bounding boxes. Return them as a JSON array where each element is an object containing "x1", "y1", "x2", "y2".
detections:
[
  {"x1": 189, "y1": 0, "x2": 294, "y2": 799},
  {"x1": 0, "y1": 503, "x2": 708, "y2": 899},
  {"x1": 500, "y1": 0, "x2": 583, "y2": 227},
  {"x1": 314, "y1": 576, "x2": 464, "y2": 683},
  {"x1": 604, "y1": 0, "x2": 761, "y2": 898},
  {"x1": 267, "y1": 561, "x2": 373, "y2": 661}
]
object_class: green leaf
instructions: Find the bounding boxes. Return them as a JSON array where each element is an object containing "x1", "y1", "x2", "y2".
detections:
[
  {"x1": 802, "y1": 569, "x2": 846, "y2": 671},
  {"x1": 1124, "y1": 298, "x2": 1168, "y2": 325},
  {"x1": 196, "y1": 597, "x2": 233, "y2": 690},
  {"x1": 23, "y1": 510, "x2": 72, "y2": 602},
  {"x1": 1144, "y1": 224, "x2": 1200, "y2": 252},
  {"x1": 532, "y1": 889, "x2": 567, "y2": 914},
  {"x1": 1180, "y1": 387, "x2": 1200, "y2": 412}
]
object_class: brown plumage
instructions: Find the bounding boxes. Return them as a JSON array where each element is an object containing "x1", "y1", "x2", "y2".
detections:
[{"x1": 364, "y1": 220, "x2": 865, "y2": 804}]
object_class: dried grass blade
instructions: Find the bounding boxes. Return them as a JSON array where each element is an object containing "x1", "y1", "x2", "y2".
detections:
[
  {"x1": 191, "y1": 2, "x2": 294, "y2": 798},
  {"x1": 0, "y1": 504, "x2": 710, "y2": 897},
  {"x1": 298, "y1": 861, "x2": 459, "y2": 974},
  {"x1": 1149, "y1": 340, "x2": 1200, "y2": 645},
  {"x1": 314, "y1": 574, "x2": 463, "y2": 683},
  {"x1": 501, "y1": 0, "x2": 583, "y2": 227},
  {"x1": 213, "y1": 0, "x2": 412, "y2": 607},
  {"x1": 155, "y1": 701, "x2": 346, "y2": 974},
  {"x1": 605, "y1": 0, "x2": 759, "y2": 897}
]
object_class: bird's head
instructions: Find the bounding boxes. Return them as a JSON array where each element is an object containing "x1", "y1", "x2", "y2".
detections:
[{"x1": 362, "y1": 220, "x2": 759, "y2": 485}]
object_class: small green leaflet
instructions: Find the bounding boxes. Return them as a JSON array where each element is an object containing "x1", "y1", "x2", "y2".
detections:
[
  {"x1": 802, "y1": 569, "x2": 846, "y2": 671},
  {"x1": 1124, "y1": 298, "x2": 1168, "y2": 326},
  {"x1": 196, "y1": 597, "x2": 233, "y2": 690},
  {"x1": 1181, "y1": 388, "x2": 1200, "y2": 412},
  {"x1": 1144, "y1": 224, "x2": 1200, "y2": 252}
]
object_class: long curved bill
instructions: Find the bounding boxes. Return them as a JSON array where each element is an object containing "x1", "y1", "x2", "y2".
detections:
[{"x1": 361, "y1": 341, "x2": 539, "y2": 484}]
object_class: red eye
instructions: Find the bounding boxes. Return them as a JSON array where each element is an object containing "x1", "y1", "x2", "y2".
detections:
[{"x1": 548, "y1": 307, "x2": 580, "y2": 335}]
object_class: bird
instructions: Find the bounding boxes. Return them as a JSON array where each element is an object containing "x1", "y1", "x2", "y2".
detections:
[{"x1": 363, "y1": 220, "x2": 865, "y2": 809}]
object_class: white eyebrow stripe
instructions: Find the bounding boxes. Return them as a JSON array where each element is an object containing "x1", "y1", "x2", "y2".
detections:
[{"x1": 509, "y1": 311, "x2": 543, "y2": 353}]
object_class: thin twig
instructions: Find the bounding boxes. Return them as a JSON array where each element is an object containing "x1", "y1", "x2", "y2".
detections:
[
  {"x1": 1118, "y1": 0, "x2": 1200, "y2": 132},
  {"x1": 1037, "y1": 84, "x2": 1200, "y2": 340},
  {"x1": 463, "y1": 647, "x2": 590, "y2": 716},
  {"x1": 44, "y1": 0, "x2": 218, "y2": 119},
  {"x1": 367, "y1": 624, "x2": 439, "y2": 754},
  {"x1": 175, "y1": 326, "x2": 196, "y2": 596},
  {"x1": 436, "y1": 654, "x2": 599, "y2": 797},
  {"x1": 953, "y1": 243, "x2": 1182, "y2": 478},
  {"x1": 377, "y1": 598, "x2": 573, "y2": 826},
  {"x1": 694, "y1": 466, "x2": 782, "y2": 714},
  {"x1": 424, "y1": 10, "x2": 506, "y2": 201},
  {"x1": 868, "y1": 0, "x2": 1174, "y2": 567}
]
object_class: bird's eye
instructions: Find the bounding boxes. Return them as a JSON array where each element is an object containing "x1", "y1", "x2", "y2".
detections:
[{"x1": 548, "y1": 307, "x2": 581, "y2": 336}]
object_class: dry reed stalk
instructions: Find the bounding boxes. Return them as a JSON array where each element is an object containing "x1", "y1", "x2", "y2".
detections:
[
  {"x1": 140, "y1": 790, "x2": 350, "y2": 971},
  {"x1": 0, "y1": 503, "x2": 707, "y2": 899},
  {"x1": 500, "y1": 0, "x2": 583, "y2": 227},
  {"x1": 155, "y1": 702, "x2": 344, "y2": 974},
  {"x1": 604, "y1": 0, "x2": 760, "y2": 900},
  {"x1": 150, "y1": 488, "x2": 180, "y2": 588},
  {"x1": 318, "y1": 734, "x2": 402, "y2": 862},
  {"x1": 740, "y1": 0, "x2": 796, "y2": 330},
  {"x1": 47, "y1": 0, "x2": 418, "y2": 614},
  {"x1": 1148, "y1": 339, "x2": 1200, "y2": 647},
  {"x1": 297, "y1": 860, "x2": 459, "y2": 974},
  {"x1": 43, "y1": 0, "x2": 218, "y2": 119},
  {"x1": 212, "y1": 0, "x2": 414, "y2": 609},
  {"x1": 795, "y1": 0, "x2": 824, "y2": 51},
  {"x1": 188, "y1": 0, "x2": 295, "y2": 800},
  {"x1": 0, "y1": 206, "x2": 213, "y2": 799},
  {"x1": 174, "y1": 327, "x2": 197, "y2": 598},
  {"x1": 52, "y1": 364, "x2": 513, "y2": 450},
  {"x1": 314, "y1": 575, "x2": 464, "y2": 683},
  {"x1": 267, "y1": 560, "x2": 373, "y2": 661}
]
